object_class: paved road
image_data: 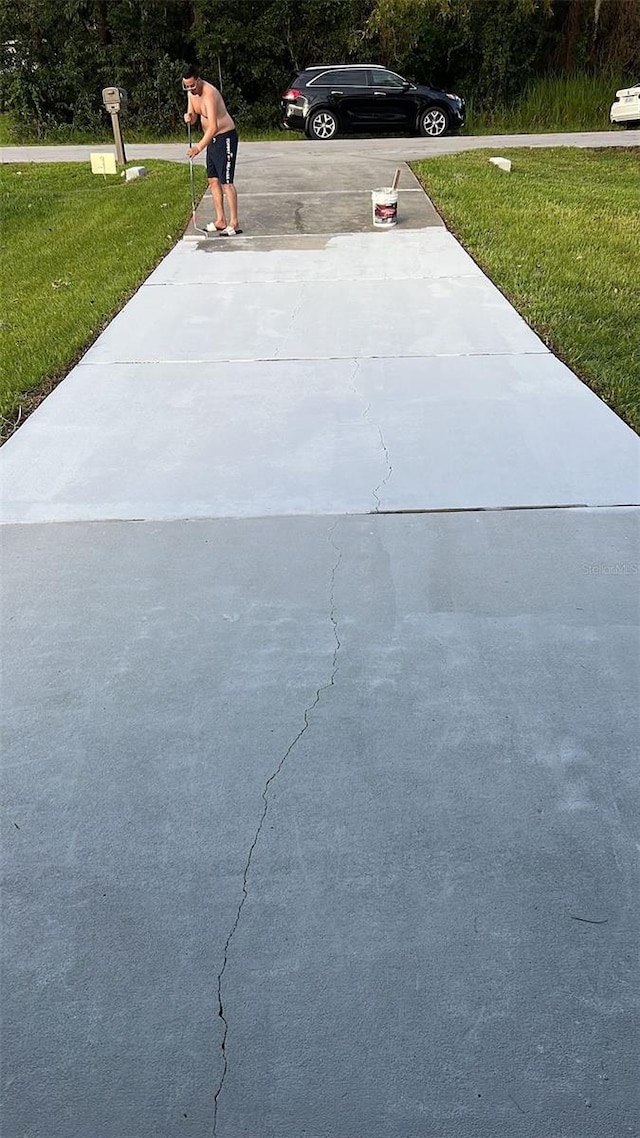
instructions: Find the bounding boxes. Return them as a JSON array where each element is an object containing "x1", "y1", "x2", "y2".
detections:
[
  {"x1": 2, "y1": 128, "x2": 639, "y2": 164},
  {"x1": 2, "y1": 134, "x2": 639, "y2": 1137}
]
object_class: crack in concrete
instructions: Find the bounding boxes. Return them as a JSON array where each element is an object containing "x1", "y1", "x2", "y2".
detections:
[
  {"x1": 350, "y1": 359, "x2": 393, "y2": 511},
  {"x1": 212, "y1": 520, "x2": 342, "y2": 1135},
  {"x1": 371, "y1": 423, "x2": 393, "y2": 511},
  {"x1": 273, "y1": 286, "x2": 306, "y2": 361}
]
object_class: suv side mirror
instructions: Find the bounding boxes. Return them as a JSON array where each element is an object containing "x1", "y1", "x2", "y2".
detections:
[{"x1": 402, "y1": 81, "x2": 412, "y2": 90}]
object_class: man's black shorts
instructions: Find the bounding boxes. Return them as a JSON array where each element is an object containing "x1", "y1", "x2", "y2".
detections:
[{"x1": 206, "y1": 129, "x2": 238, "y2": 184}]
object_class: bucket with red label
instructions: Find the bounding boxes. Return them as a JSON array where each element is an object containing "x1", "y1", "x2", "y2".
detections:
[{"x1": 371, "y1": 187, "x2": 398, "y2": 227}]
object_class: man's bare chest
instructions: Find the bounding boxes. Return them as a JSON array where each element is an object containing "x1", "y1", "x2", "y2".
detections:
[{"x1": 192, "y1": 95, "x2": 208, "y2": 120}]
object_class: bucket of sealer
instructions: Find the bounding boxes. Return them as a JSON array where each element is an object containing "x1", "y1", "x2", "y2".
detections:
[{"x1": 371, "y1": 187, "x2": 398, "y2": 227}]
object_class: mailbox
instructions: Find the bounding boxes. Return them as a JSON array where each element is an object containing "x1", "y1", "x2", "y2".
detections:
[
  {"x1": 102, "y1": 87, "x2": 128, "y2": 113},
  {"x1": 101, "y1": 87, "x2": 128, "y2": 165}
]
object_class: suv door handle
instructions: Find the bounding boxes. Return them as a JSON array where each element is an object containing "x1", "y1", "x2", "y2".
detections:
[
  {"x1": 331, "y1": 90, "x2": 344, "y2": 95},
  {"x1": 373, "y1": 91, "x2": 386, "y2": 96}
]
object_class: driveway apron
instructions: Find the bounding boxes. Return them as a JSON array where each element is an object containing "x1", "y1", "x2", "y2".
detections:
[{"x1": 2, "y1": 140, "x2": 639, "y2": 1138}]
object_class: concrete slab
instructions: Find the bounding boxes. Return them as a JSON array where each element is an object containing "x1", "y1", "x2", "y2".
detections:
[
  {"x1": 1, "y1": 355, "x2": 638, "y2": 524},
  {"x1": 359, "y1": 354, "x2": 640, "y2": 511},
  {"x1": 234, "y1": 153, "x2": 428, "y2": 195},
  {"x1": 2, "y1": 508, "x2": 639, "y2": 1138},
  {"x1": 79, "y1": 274, "x2": 546, "y2": 366},
  {"x1": 183, "y1": 155, "x2": 440, "y2": 236},
  {"x1": 148, "y1": 228, "x2": 477, "y2": 285},
  {"x1": 185, "y1": 187, "x2": 440, "y2": 238}
]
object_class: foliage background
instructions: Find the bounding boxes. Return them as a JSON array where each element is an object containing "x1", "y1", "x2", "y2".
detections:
[{"x1": 1, "y1": 0, "x2": 638, "y2": 137}]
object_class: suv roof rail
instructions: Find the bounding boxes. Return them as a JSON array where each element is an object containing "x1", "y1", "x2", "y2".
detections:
[{"x1": 304, "y1": 63, "x2": 378, "y2": 71}]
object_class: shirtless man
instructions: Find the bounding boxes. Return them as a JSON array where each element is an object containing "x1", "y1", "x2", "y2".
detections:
[{"x1": 183, "y1": 64, "x2": 241, "y2": 235}]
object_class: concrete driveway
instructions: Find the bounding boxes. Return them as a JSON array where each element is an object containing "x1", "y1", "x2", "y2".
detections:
[{"x1": 2, "y1": 134, "x2": 639, "y2": 1138}]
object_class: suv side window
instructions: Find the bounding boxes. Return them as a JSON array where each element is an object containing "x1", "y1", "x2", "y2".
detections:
[
  {"x1": 309, "y1": 69, "x2": 367, "y2": 87},
  {"x1": 368, "y1": 69, "x2": 406, "y2": 88}
]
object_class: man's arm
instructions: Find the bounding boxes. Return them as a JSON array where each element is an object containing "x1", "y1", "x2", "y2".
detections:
[{"x1": 183, "y1": 91, "x2": 197, "y2": 125}]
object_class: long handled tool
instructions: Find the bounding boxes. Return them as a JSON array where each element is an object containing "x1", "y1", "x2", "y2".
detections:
[{"x1": 187, "y1": 120, "x2": 210, "y2": 238}]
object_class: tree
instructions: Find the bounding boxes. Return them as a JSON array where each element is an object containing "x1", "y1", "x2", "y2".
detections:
[
  {"x1": 0, "y1": 0, "x2": 194, "y2": 137},
  {"x1": 356, "y1": 0, "x2": 450, "y2": 66},
  {"x1": 1, "y1": 0, "x2": 637, "y2": 137}
]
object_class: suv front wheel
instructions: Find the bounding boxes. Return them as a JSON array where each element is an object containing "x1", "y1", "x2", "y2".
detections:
[
  {"x1": 306, "y1": 108, "x2": 339, "y2": 140},
  {"x1": 419, "y1": 107, "x2": 449, "y2": 137}
]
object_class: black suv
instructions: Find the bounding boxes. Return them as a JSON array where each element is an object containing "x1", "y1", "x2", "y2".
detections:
[{"x1": 281, "y1": 64, "x2": 465, "y2": 140}]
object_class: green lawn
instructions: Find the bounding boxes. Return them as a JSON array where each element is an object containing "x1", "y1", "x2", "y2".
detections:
[
  {"x1": 0, "y1": 160, "x2": 207, "y2": 436},
  {"x1": 412, "y1": 147, "x2": 640, "y2": 433}
]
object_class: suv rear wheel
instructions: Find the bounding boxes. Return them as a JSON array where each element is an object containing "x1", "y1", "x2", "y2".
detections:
[
  {"x1": 306, "y1": 108, "x2": 339, "y2": 140},
  {"x1": 419, "y1": 107, "x2": 449, "y2": 137}
]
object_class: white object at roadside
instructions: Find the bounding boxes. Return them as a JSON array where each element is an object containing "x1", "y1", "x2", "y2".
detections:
[
  {"x1": 90, "y1": 152, "x2": 117, "y2": 175},
  {"x1": 489, "y1": 157, "x2": 512, "y2": 173},
  {"x1": 372, "y1": 188, "x2": 398, "y2": 227},
  {"x1": 125, "y1": 166, "x2": 148, "y2": 181}
]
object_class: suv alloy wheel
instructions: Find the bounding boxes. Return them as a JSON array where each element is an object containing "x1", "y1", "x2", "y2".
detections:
[
  {"x1": 306, "y1": 108, "x2": 339, "y2": 140},
  {"x1": 419, "y1": 107, "x2": 449, "y2": 137}
]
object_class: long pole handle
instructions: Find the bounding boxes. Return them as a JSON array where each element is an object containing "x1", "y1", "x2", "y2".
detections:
[{"x1": 187, "y1": 119, "x2": 197, "y2": 225}]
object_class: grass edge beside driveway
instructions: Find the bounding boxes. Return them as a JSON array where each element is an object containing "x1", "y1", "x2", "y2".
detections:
[
  {"x1": 0, "y1": 160, "x2": 208, "y2": 442},
  {"x1": 411, "y1": 147, "x2": 640, "y2": 435}
]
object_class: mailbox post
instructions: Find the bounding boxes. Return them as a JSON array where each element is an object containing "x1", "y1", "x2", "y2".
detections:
[{"x1": 101, "y1": 87, "x2": 128, "y2": 166}]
